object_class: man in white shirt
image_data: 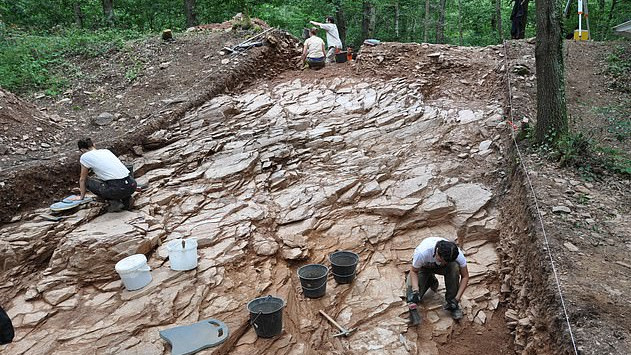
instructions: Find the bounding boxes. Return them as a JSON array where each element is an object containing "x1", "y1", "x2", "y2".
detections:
[
  {"x1": 300, "y1": 28, "x2": 326, "y2": 69},
  {"x1": 310, "y1": 16, "x2": 343, "y2": 63},
  {"x1": 407, "y1": 237, "x2": 470, "y2": 320},
  {"x1": 69, "y1": 138, "x2": 137, "y2": 212}
]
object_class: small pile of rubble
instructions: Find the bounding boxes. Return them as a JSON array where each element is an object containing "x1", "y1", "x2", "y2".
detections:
[{"x1": 0, "y1": 88, "x2": 62, "y2": 160}]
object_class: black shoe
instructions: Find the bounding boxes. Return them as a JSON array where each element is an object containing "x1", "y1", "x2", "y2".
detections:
[
  {"x1": 429, "y1": 275, "x2": 439, "y2": 293},
  {"x1": 121, "y1": 196, "x2": 133, "y2": 211},
  {"x1": 107, "y1": 200, "x2": 125, "y2": 213},
  {"x1": 444, "y1": 299, "x2": 463, "y2": 320}
]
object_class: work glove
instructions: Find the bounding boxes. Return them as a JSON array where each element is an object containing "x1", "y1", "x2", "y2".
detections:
[{"x1": 411, "y1": 291, "x2": 421, "y2": 304}]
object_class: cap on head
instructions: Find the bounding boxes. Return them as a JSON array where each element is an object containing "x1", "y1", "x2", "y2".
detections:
[
  {"x1": 309, "y1": 27, "x2": 318, "y2": 36},
  {"x1": 436, "y1": 240, "x2": 459, "y2": 263},
  {"x1": 77, "y1": 138, "x2": 94, "y2": 150}
]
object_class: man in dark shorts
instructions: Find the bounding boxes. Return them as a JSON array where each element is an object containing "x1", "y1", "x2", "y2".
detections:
[{"x1": 68, "y1": 138, "x2": 137, "y2": 212}]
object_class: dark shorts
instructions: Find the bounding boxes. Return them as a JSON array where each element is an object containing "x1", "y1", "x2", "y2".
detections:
[
  {"x1": 0, "y1": 306, "x2": 14, "y2": 345},
  {"x1": 87, "y1": 175, "x2": 137, "y2": 201},
  {"x1": 306, "y1": 57, "x2": 325, "y2": 69}
]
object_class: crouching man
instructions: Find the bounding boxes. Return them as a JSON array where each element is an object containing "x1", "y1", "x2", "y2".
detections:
[
  {"x1": 68, "y1": 138, "x2": 137, "y2": 212},
  {"x1": 407, "y1": 237, "x2": 469, "y2": 320}
]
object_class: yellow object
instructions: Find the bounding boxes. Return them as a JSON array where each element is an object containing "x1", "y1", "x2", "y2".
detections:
[{"x1": 574, "y1": 30, "x2": 589, "y2": 40}]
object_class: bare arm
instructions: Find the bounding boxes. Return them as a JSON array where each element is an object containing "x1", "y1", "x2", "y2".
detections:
[
  {"x1": 455, "y1": 265, "x2": 470, "y2": 301},
  {"x1": 78, "y1": 165, "x2": 89, "y2": 199},
  {"x1": 321, "y1": 43, "x2": 326, "y2": 57},
  {"x1": 309, "y1": 20, "x2": 322, "y2": 27},
  {"x1": 301, "y1": 44, "x2": 307, "y2": 62}
]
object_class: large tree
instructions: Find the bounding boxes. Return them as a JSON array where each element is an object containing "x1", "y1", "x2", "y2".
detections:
[
  {"x1": 534, "y1": 0, "x2": 567, "y2": 143},
  {"x1": 102, "y1": 0, "x2": 114, "y2": 27},
  {"x1": 333, "y1": 0, "x2": 347, "y2": 47},
  {"x1": 436, "y1": 0, "x2": 447, "y2": 43},
  {"x1": 362, "y1": 1, "x2": 376, "y2": 40},
  {"x1": 510, "y1": 0, "x2": 529, "y2": 39},
  {"x1": 184, "y1": 0, "x2": 197, "y2": 28},
  {"x1": 424, "y1": 0, "x2": 431, "y2": 42}
]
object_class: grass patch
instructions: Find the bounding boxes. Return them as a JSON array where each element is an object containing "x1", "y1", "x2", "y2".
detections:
[{"x1": 0, "y1": 28, "x2": 146, "y2": 95}]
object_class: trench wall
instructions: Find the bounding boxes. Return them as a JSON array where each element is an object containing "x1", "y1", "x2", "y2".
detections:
[{"x1": 498, "y1": 140, "x2": 575, "y2": 355}]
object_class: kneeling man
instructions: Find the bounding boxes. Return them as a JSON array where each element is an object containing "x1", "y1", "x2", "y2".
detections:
[{"x1": 407, "y1": 237, "x2": 469, "y2": 320}]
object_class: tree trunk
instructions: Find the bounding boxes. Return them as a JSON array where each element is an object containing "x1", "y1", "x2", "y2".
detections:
[
  {"x1": 362, "y1": 1, "x2": 376, "y2": 40},
  {"x1": 534, "y1": 0, "x2": 567, "y2": 143},
  {"x1": 496, "y1": 0, "x2": 503, "y2": 41},
  {"x1": 458, "y1": 0, "x2": 463, "y2": 45},
  {"x1": 102, "y1": 0, "x2": 114, "y2": 27},
  {"x1": 395, "y1": 1, "x2": 400, "y2": 39},
  {"x1": 608, "y1": 0, "x2": 617, "y2": 22},
  {"x1": 184, "y1": 0, "x2": 197, "y2": 28},
  {"x1": 436, "y1": 0, "x2": 446, "y2": 43},
  {"x1": 424, "y1": 0, "x2": 431, "y2": 42},
  {"x1": 510, "y1": 0, "x2": 530, "y2": 39},
  {"x1": 74, "y1": 2, "x2": 84, "y2": 28},
  {"x1": 334, "y1": 0, "x2": 347, "y2": 47}
]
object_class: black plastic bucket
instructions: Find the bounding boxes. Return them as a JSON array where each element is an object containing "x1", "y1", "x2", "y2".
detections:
[
  {"x1": 246, "y1": 295, "x2": 285, "y2": 338},
  {"x1": 329, "y1": 251, "x2": 359, "y2": 284},
  {"x1": 297, "y1": 264, "x2": 328, "y2": 298},
  {"x1": 335, "y1": 51, "x2": 348, "y2": 63}
]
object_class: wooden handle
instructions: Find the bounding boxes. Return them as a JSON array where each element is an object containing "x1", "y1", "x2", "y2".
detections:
[{"x1": 319, "y1": 310, "x2": 345, "y2": 332}]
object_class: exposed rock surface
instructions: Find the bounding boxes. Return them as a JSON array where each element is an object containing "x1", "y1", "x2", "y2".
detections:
[{"x1": 1, "y1": 47, "x2": 509, "y2": 354}]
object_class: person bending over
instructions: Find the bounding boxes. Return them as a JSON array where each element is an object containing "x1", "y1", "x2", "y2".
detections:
[
  {"x1": 69, "y1": 138, "x2": 137, "y2": 212},
  {"x1": 407, "y1": 237, "x2": 469, "y2": 320},
  {"x1": 309, "y1": 16, "x2": 342, "y2": 63},
  {"x1": 301, "y1": 27, "x2": 326, "y2": 69}
]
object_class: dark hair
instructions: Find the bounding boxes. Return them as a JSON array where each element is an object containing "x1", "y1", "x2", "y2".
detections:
[
  {"x1": 326, "y1": 16, "x2": 335, "y2": 24},
  {"x1": 436, "y1": 240, "x2": 459, "y2": 262},
  {"x1": 77, "y1": 138, "x2": 94, "y2": 150}
]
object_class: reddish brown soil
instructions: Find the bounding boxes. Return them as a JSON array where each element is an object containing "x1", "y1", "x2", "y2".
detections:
[{"x1": 439, "y1": 306, "x2": 514, "y2": 354}]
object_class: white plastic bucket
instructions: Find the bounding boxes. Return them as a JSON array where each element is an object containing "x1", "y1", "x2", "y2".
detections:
[
  {"x1": 166, "y1": 238, "x2": 198, "y2": 271},
  {"x1": 115, "y1": 254, "x2": 152, "y2": 291}
]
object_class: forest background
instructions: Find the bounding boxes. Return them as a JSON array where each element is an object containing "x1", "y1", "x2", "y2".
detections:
[{"x1": 0, "y1": 0, "x2": 629, "y2": 94}]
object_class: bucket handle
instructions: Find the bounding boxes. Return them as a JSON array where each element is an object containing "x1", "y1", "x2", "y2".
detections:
[
  {"x1": 249, "y1": 295, "x2": 282, "y2": 329},
  {"x1": 250, "y1": 310, "x2": 263, "y2": 329},
  {"x1": 331, "y1": 271, "x2": 357, "y2": 278}
]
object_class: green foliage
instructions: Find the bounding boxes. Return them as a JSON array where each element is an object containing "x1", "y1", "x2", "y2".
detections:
[
  {"x1": 532, "y1": 131, "x2": 631, "y2": 179},
  {"x1": 594, "y1": 146, "x2": 631, "y2": 176},
  {"x1": 0, "y1": 28, "x2": 145, "y2": 94},
  {"x1": 604, "y1": 45, "x2": 631, "y2": 93},
  {"x1": 592, "y1": 103, "x2": 631, "y2": 142},
  {"x1": 606, "y1": 46, "x2": 631, "y2": 77},
  {"x1": 556, "y1": 132, "x2": 591, "y2": 168}
]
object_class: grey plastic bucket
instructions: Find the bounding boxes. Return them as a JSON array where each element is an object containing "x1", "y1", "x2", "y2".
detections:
[
  {"x1": 329, "y1": 251, "x2": 359, "y2": 284},
  {"x1": 297, "y1": 264, "x2": 328, "y2": 298},
  {"x1": 247, "y1": 295, "x2": 285, "y2": 338}
]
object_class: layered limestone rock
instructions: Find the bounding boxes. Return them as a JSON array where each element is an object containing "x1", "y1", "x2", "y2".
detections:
[{"x1": 1, "y1": 75, "x2": 506, "y2": 354}]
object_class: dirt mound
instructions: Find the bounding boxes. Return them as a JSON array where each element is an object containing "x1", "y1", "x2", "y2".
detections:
[
  {"x1": 190, "y1": 14, "x2": 270, "y2": 32},
  {"x1": 0, "y1": 88, "x2": 61, "y2": 159}
]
